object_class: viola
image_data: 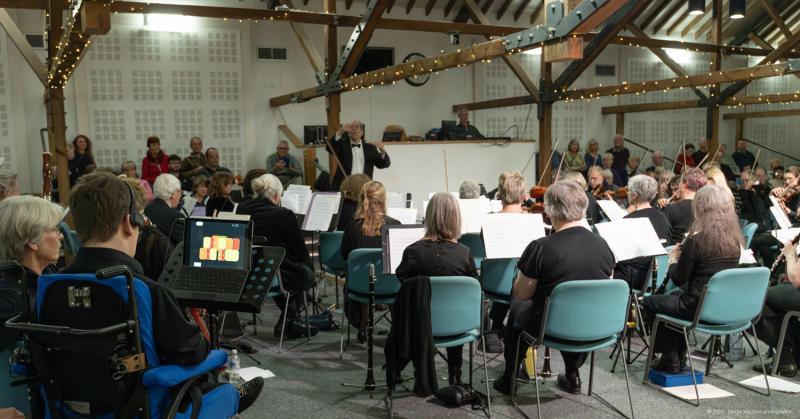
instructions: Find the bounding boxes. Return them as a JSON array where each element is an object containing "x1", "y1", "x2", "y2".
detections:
[{"x1": 529, "y1": 185, "x2": 547, "y2": 199}]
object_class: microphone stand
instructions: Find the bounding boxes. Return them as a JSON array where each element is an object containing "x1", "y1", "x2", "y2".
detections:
[{"x1": 341, "y1": 263, "x2": 385, "y2": 397}]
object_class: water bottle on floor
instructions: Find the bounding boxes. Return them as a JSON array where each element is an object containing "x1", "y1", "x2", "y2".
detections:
[{"x1": 227, "y1": 349, "x2": 242, "y2": 384}]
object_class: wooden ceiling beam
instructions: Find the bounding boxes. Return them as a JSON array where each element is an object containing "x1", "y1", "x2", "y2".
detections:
[
  {"x1": 626, "y1": 23, "x2": 707, "y2": 100},
  {"x1": 558, "y1": 60, "x2": 800, "y2": 101},
  {"x1": 333, "y1": 0, "x2": 393, "y2": 80},
  {"x1": 513, "y1": 0, "x2": 532, "y2": 22},
  {"x1": 653, "y1": 1, "x2": 685, "y2": 34},
  {"x1": 761, "y1": 0, "x2": 793, "y2": 39},
  {"x1": 749, "y1": 32, "x2": 774, "y2": 49},
  {"x1": 681, "y1": 1, "x2": 713, "y2": 37},
  {"x1": 639, "y1": 0, "x2": 671, "y2": 31},
  {"x1": 723, "y1": 108, "x2": 800, "y2": 119},
  {"x1": 481, "y1": 0, "x2": 495, "y2": 14},
  {"x1": 529, "y1": 1, "x2": 543, "y2": 24},
  {"x1": 406, "y1": 0, "x2": 417, "y2": 14},
  {"x1": 599, "y1": 34, "x2": 800, "y2": 57},
  {"x1": 0, "y1": 8, "x2": 46, "y2": 85},
  {"x1": 424, "y1": 0, "x2": 438, "y2": 15},
  {"x1": 279, "y1": 0, "x2": 324, "y2": 80},
  {"x1": 765, "y1": 2, "x2": 800, "y2": 45},
  {"x1": 453, "y1": 95, "x2": 537, "y2": 111},
  {"x1": 443, "y1": 0, "x2": 457, "y2": 18},
  {"x1": 48, "y1": 0, "x2": 110, "y2": 87},
  {"x1": 345, "y1": 0, "x2": 354, "y2": 10},
  {"x1": 666, "y1": 7, "x2": 690, "y2": 36},
  {"x1": 462, "y1": 0, "x2": 538, "y2": 101},
  {"x1": 112, "y1": 1, "x2": 522, "y2": 36},
  {"x1": 0, "y1": 0, "x2": 46, "y2": 8},
  {"x1": 496, "y1": 0, "x2": 512, "y2": 20}
]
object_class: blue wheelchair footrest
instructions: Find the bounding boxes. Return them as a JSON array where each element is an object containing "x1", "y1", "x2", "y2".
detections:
[{"x1": 648, "y1": 368, "x2": 704, "y2": 387}]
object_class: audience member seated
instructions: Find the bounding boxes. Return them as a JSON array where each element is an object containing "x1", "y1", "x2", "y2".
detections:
[
  {"x1": 562, "y1": 139, "x2": 585, "y2": 174},
  {"x1": 238, "y1": 174, "x2": 316, "y2": 339},
  {"x1": 167, "y1": 154, "x2": 191, "y2": 191},
  {"x1": 62, "y1": 173, "x2": 263, "y2": 411},
  {"x1": 267, "y1": 140, "x2": 304, "y2": 188},
  {"x1": 627, "y1": 155, "x2": 641, "y2": 178},
  {"x1": 601, "y1": 153, "x2": 623, "y2": 187},
  {"x1": 180, "y1": 136, "x2": 206, "y2": 181},
  {"x1": 0, "y1": 170, "x2": 19, "y2": 201},
  {"x1": 144, "y1": 174, "x2": 185, "y2": 245},
  {"x1": 584, "y1": 138, "x2": 602, "y2": 170},
  {"x1": 141, "y1": 136, "x2": 169, "y2": 186},
  {"x1": 121, "y1": 160, "x2": 154, "y2": 202},
  {"x1": 647, "y1": 151, "x2": 667, "y2": 175},
  {"x1": 69, "y1": 135, "x2": 96, "y2": 186},
  {"x1": 494, "y1": 180, "x2": 615, "y2": 395},
  {"x1": 447, "y1": 106, "x2": 484, "y2": 140},
  {"x1": 189, "y1": 176, "x2": 210, "y2": 211},
  {"x1": 198, "y1": 147, "x2": 232, "y2": 178},
  {"x1": 205, "y1": 171, "x2": 236, "y2": 217},
  {"x1": 675, "y1": 143, "x2": 696, "y2": 174},
  {"x1": 458, "y1": 180, "x2": 481, "y2": 199},
  {"x1": 613, "y1": 175, "x2": 672, "y2": 290},
  {"x1": 642, "y1": 184, "x2": 741, "y2": 373},
  {"x1": 753, "y1": 239, "x2": 800, "y2": 377},
  {"x1": 607, "y1": 134, "x2": 630, "y2": 183},
  {"x1": 231, "y1": 169, "x2": 266, "y2": 204},
  {"x1": 692, "y1": 137, "x2": 708, "y2": 165},
  {"x1": 662, "y1": 167, "x2": 706, "y2": 244},
  {"x1": 125, "y1": 178, "x2": 174, "y2": 281},
  {"x1": 337, "y1": 174, "x2": 371, "y2": 231},
  {"x1": 732, "y1": 139, "x2": 756, "y2": 172},
  {"x1": 341, "y1": 181, "x2": 400, "y2": 342},
  {"x1": 396, "y1": 192, "x2": 478, "y2": 384}
]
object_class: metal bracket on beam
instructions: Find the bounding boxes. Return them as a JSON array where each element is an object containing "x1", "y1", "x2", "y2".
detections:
[
  {"x1": 323, "y1": 0, "x2": 384, "y2": 89},
  {"x1": 546, "y1": 0, "x2": 565, "y2": 28},
  {"x1": 501, "y1": 0, "x2": 611, "y2": 52}
]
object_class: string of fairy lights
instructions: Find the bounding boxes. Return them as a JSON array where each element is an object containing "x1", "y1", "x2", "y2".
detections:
[{"x1": 43, "y1": 0, "x2": 800, "y2": 112}]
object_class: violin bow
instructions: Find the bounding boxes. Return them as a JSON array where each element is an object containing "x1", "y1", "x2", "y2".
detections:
[
  {"x1": 537, "y1": 138, "x2": 561, "y2": 187},
  {"x1": 322, "y1": 124, "x2": 348, "y2": 189}
]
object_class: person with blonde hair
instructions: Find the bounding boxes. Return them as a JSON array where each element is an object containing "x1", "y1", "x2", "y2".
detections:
[
  {"x1": 341, "y1": 181, "x2": 400, "y2": 341},
  {"x1": 642, "y1": 184, "x2": 742, "y2": 373},
  {"x1": 704, "y1": 165, "x2": 734, "y2": 202},
  {"x1": 396, "y1": 192, "x2": 478, "y2": 384},
  {"x1": 238, "y1": 174, "x2": 315, "y2": 339},
  {"x1": 337, "y1": 174, "x2": 372, "y2": 230},
  {"x1": 0, "y1": 195, "x2": 64, "y2": 414},
  {"x1": 496, "y1": 171, "x2": 527, "y2": 207},
  {"x1": 494, "y1": 180, "x2": 614, "y2": 395}
]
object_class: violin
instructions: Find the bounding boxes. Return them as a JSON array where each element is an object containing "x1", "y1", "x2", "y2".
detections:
[
  {"x1": 603, "y1": 187, "x2": 628, "y2": 201},
  {"x1": 774, "y1": 183, "x2": 800, "y2": 215},
  {"x1": 524, "y1": 185, "x2": 547, "y2": 215}
]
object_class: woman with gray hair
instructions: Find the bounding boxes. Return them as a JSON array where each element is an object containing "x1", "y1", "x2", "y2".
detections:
[
  {"x1": 494, "y1": 180, "x2": 615, "y2": 396},
  {"x1": 0, "y1": 170, "x2": 19, "y2": 201},
  {"x1": 238, "y1": 174, "x2": 315, "y2": 339},
  {"x1": 642, "y1": 184, "x2": 742, "y2": 373},
  {"x1": 613, "y1": 175, "x2": 673, "y2": 290},
  {"x1": 0, "y1": 196, "x2": 63, "y2": 352},
  {"x1": 396, "y1": 192, "x2": 478, "y2": 385},
  {"x1": 458, "y1": 180, "x2": 481, "y2": 199}
]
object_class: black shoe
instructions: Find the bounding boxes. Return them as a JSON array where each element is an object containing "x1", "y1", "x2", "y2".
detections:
[
  {"x1": 652, "y1": 352, "x2": 682, "y2": 374},
  {"x1": 753, "y1": 360, "x2": 798, "y2": 377},
  {"x1": 237, "y1": 377, "x2": 264, "y2": 413},
  {"x1": 556, "y1": 373, "x2": 581, "y2": 394},
  {"x1": 480, "y1": 333, "x2": 503, "y2": 354},
  {"x1": 493, "y1": 376, "x2": 513, "y2": 396}
]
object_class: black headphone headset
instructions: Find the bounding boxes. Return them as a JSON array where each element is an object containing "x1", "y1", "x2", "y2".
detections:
[{"x1": 124, "y1": 181, "x2": 146, "y2": 229}]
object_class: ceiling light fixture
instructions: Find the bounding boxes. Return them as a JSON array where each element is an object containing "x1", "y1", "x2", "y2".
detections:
[
  {"x1": 730, "y1": 0, "x2": 745, "y2": 19},
  {"x1": 689, "y1": 0, "x2": 705, "y2": 15}
]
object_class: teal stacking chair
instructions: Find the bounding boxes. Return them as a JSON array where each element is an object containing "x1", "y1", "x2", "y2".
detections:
[
  {"x1": 341, "y1": 249, "x2": 400, "y2": 357},
  {"x1": 319, "y1": 231, "x2": 347, "y2": 308},
  {"x1": 774, "y1": 311, "x2": 800, "y2": 378},
  {"x1": 742, "y1": 223, "x2": 758, "y2": 249},
  {"x1": 58, "y1": 221, "x2": 81, "y2": 256},
  {"x1": 511, "y1": 280, "x2": 634, "y2": 419},
  {"x1": 430, "y1": 276, "x2": 491, "y2": 417},
  {"x1": 478, "y1": 258, "x2": 517, "y2": 363},
  {"x1": 643, "y1": 267, "x2": 771, "y2": 406},
  {"x1": 458, "y1": 233, "x2": 486, "y2": 270}
]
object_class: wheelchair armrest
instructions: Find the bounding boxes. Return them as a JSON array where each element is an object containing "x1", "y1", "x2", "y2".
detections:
[{"x1": 143, "y1": 350, "x2": 227, "y2": 388}]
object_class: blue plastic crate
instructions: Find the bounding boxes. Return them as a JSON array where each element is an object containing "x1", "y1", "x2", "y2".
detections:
[{"x1": 648, "y1": 368, "x2": 704, "y2": 387}]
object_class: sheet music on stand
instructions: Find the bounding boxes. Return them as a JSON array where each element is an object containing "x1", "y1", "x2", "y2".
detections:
[
  {"x1": 181, "y1": 196, "x2": 198, "y2": 218},
  {"x1": 594, "y1": 218, "x2": 667, "y2": 262},
  {"x1": 769, "y1": 196, "x2": 793, "y2": 229},
  {"x1": 301, "y1": 192, "x2": 342, "y2": 232},
  {"x1": 490, "y1": 200, "x2": 502, "y2": 213},
  {"x1": 381, "y1": 224, "x2": 425, "y2": 274},
  {"x1": 481, "y1": 213, "x2": 546, "y2": 259},
  {"x1": 386, "y1": 192, "x2": 407, "y2": 209},
  {"x1": 283, "y1": 188, "x2": 312, "y2": 215},
  {"x1": 387, "y1": 207, "x2": 418, "y2": 225},
  {"x1": 459, "y1": 198, "x2": 492, "y2": 234},
  {"x1": 596, "y1": 200, "x2": 629, "y2": 221}
]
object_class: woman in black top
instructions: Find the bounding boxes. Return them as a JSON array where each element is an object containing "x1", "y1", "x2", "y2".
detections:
[
  {"x1": 205, "y1": 171, "x2": 235, "y2": 216},
  {"x1": 337, "y1": 174, "x2": 371, "y2": 231},
  {"x1": 396, "y1": 192, "x2": 477, "y2": 384},
  {"x1": 237, "y1": 174, "x2": 314, "y2": 339},
  {"x1": 614, "y1": 175, "x2": 673, "y2": 290},
  {"x1": 68, "y1": 135, "x2": 95, "y2": 186},
  {"x1": 340, "y1": 181, "x2": 400, "y2": 340},
  {"x1": 642, "y1": 184, "x2": 742, "y2": 373}
]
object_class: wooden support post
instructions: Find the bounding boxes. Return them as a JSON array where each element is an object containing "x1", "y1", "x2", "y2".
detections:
[
  {"x1": 47, "y1": 1, "x2": 69, "y2": 204},
  {"x1": 537, "y1": 58, "x2": 552, "y2": 186},
  {"x1": 616, "y1": 113, "x2": 625, "y2": 136},
  {"x1": 707, "y1": 0, "x2": 722, "y2": 152},
  {"x1": 735, "y1": 119, "x2": 744, "y2": 141},
  {"x1": 324, "y1": 0, "x2": 340, "y2": 188},
  {"x1": 0, "y1": 9, "x2": 46, "y2": 85}
]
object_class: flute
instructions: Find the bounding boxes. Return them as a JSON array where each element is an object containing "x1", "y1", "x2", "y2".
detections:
[{"x1": 771, "y1": 232, "x2": 800, "y2": 272}]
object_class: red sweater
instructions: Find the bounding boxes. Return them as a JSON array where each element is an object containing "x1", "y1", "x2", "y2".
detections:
[{"x1": 142, "y1": 152, "x2": 169, "y2": 185}]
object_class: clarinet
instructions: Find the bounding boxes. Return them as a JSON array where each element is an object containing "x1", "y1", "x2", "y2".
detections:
[
  {"x1": 771, "y1": 231, "x2": 800, "y2": 272},
  {"x1": 539, "y1": 347, "x2": 552, "y2": 377},
  {"x1": 364, "y1": 263, "x2": 376, "y2": 391}
]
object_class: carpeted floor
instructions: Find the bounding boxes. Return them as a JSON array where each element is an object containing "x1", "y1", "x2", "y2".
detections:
[{"x1": 231, "y1": 294, "x2": 799, "y2": 419}]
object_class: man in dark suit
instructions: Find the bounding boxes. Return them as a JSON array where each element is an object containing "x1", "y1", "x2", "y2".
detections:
[{"x1": 328, "y1": 120, "x2": 391, "y2": 191}]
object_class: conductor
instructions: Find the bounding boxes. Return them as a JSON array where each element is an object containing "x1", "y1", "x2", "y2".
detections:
[{"x1": 328, "y1": 120, "x2": 391, "y2": 191}]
